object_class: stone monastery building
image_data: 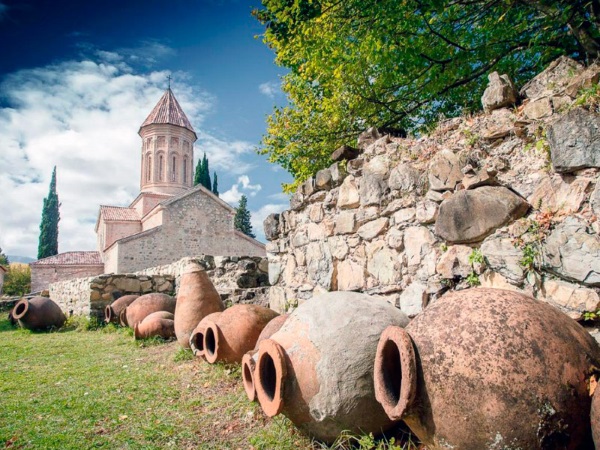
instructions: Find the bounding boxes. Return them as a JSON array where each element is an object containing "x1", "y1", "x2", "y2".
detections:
[{"x1": 31, "y1": 88, "x2": 265, "y2": 292}]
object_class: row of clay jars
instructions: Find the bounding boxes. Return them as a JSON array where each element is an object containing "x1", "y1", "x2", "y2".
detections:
[
  {"x1": 104, "y1": 295, "x2": 139, "y2": 323},
  {"x1": 202, "y1": 304, "x2": 279, "y2": 364},
  {"x1": 174, "y1": 265, "x2": 224, "y2": 348},
  {"x1": 120, "y1": 293, "x2": 176, "y2": 328},
  {"x1": 12, "y1": 297, "x2": 66, "y2": 331},
  {"x1": 134, "y1": 311, "x2": 175, "y2": 339},
  {"x1": 374, "y1": 288, "x2": 600, "y2": 449},
  {"x1": 242, "y1": 314, "x2": 289, "y2": 401},
  {"x1": 253, "y1": 292, "x2": 410, "y2": 443}
]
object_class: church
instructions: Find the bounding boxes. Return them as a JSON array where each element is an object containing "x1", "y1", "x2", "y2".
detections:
[{"x1": 31, "y1": 88, "x2": 265, "y2": 292}]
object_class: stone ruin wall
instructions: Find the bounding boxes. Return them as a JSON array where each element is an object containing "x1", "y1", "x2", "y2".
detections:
[
  {"x1": 264, "y1": 57, "x2": 600, "y2": 339},
  {"x1": 49, "y1": 255, "x2": 269, "y2": 318}
]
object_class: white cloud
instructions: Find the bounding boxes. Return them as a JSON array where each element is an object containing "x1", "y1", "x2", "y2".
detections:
[
  {"x1": 220, "y1": 175, "x2": 262, "y2": 204},
  {"x1": 258, "y1": 81, "x2": 280, "y2": 99},
  {"x1": 250, "y1": 203, "x2": 288, "y2": 243},
  {"x1": 0, "y1": 55, "x2": 237, "y2": 258},
  {"x1": 197, "y1": 133, "x2": 255, "y2": 175}
]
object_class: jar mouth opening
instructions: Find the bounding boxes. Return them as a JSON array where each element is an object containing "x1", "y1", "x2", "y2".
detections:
[
  {"x1": 13, "y1": 299, "x2": 29, "y2": 319},
  {"x1": 242, "y1": 353, "x2": 257, "y2": 402},
  {"x1": 203, "y1": 322, "x2": 220, "y2": 364},
  {"x1": 255, "y1": 339, "x2": 286, "y2": 417}
]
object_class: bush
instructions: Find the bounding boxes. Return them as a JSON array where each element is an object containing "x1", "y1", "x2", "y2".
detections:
[{"x1": 3, "y1": 264, "x2": 31, "y2": 296}]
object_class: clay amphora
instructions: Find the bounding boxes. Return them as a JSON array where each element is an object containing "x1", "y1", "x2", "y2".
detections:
[
  {"x1": 374, "y1": 288, "x2": 600, "y2": 450},
  {"x1": 592, "y1": 384, "x2": 600, "y2": 447},
  {"x1": 189, "y1": 311, "x2": 222, "y2": 358},
  {"x1": 12, "y1": 296, "x2": 66, "y2": 331},
  {"x1": 134, "y1": 317, "x2": 175, "y2": 340},
  {"x1": 203, "y1": 304, "x2": 279, "y2": 364},
  {"x1": 104, "y1": 294, "x2": 139, "y2": 323},
  {"x1": 141, "y1": 310, "x2": 174, "y2": 322},
  {"x1": 254, "y1": 292, "x2": 409, "y2": 443},
  {"x1": 242, "y1": 314, "x2": 288, "y2": 401},
  {"x1": 174, "y1": 265, "x2": 224, "y2": 348},
  {"x1": 124, "y1": 293, "x2": 176, "y2": 328}
]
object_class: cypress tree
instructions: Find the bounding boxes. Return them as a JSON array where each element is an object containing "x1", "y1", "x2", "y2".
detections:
[
  {"x1": 234, "y1": 195, "x2": 255, "y2": 238},
  {"x1": 212, "y1": 172, "x2": 219, "y2": 197},
  {"x1": 201, "y1": 153, "x2": 211, "y2": 190},
  {"x1": 37, "y1": 166, "x2": 60, "y2": 259},
  {"x1": 193, "y1": 158, "x2": 203, "y2": 186}
]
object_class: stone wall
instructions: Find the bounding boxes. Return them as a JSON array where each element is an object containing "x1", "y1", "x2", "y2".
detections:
[
  {"x1": 265, "y1": 57, "x2": 600, "y2": 323},
  {"x1": 31, "y1": 264, "x2": 105, "y2": 293},
  {"x1": 49, "y1": 254, "x2": 269, "y2": 317}
]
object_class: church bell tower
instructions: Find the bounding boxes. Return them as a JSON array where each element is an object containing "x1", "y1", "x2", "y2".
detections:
[{"x1": 138, "y1": 88, "x2": 197, "y2": 195}]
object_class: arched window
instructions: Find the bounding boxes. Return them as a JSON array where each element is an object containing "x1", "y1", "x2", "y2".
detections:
[
  {"x1": 171, "y1": 156, "x2": 176, "y2": 182},
  {"x1": 183, "y1": 158, "x2": 188, "y2": 184},
  {"x1": 147, "y1": 156, "x2": 152, "y2": 181},
  {"x1": 159, "y1": 155, "x2": 164, "y2": 181}
]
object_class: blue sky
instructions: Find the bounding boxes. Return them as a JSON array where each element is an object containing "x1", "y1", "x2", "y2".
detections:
[{"x1": 0, "y1": 0, "x2": 292, "y2": 258}]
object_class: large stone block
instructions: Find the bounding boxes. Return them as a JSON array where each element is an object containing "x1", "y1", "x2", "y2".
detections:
[
  {"x1": 358, "y1": 218, "x2": 388, "y2": 241},
  {"x1": 389, "y1": 163, "x2": 422, "y2": 192},
  {"x1": 337, "y1": 176, "x2": 360, "y2": 209},
  {"x1": 428, "y1": 149, "x2": 464, "y2": 192},
  {"x1": 436, "y1": 245, "x2": 472, "y2": 279},
  {"x1": 337, "y1": 259, "x2": 366, "y2": 291},
  {"x1": 264, "y1": 213, "x2": 281, "y2": 241},
  {"x1": 481, "y1": 72, "x2": 517, "y2": 113},
  {"x1": 480, "y1": 235, "x2": 525, "y2": 285},
  {"x1": 519, "y1": 56, "x2": 584, "y2": 100},
  {"x1": 541, "y1": 278, "x2": 600, "y2": 320},
  {"x1": 527, "y1": 173, "x2": 590, "y2": 214},
  {"x1": 548, "y1": 108, "x2": 600, "y2": 173},
  {"x1": 306, "y1": 242, "x2": 335, "y2": 290},
  {"x1": 435, "y1": 186, "x2": 529, "y2": 244}
]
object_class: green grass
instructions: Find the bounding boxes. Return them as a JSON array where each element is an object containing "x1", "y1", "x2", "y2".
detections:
[{"x1": 0, "y1": 312, "x2": 419, "y2": 449}]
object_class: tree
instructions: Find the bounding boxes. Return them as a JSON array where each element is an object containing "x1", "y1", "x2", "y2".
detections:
[
  {"x1": 234, "y1": 195, "x2": 255, "y2": 238},
  {"x1": 3, "y1": 264, "x2": 31, "y2": 296},
  {"x1": 201, "y1": 153, "x2": 212, "y2": 190},
  {"x1": 37, "y1": 166, "x2": 60, "y2": 259},
  {"x1": 0, "y1": 247, "x2": 9, "y2": 267},
  {"x1": 212, "y1": 172, "x2": 219, "y2": 197},
  {"x1": 193, "y1": 157, "x2": 203, "y2": 186},
  {"x1": 254, "y1": 0, "x2": 600, "y2": 190}
]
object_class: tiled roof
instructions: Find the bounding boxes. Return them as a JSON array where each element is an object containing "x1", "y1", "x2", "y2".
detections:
[
  {"x1": 32, "y1": 251, "x2": 103, "y2": 266},
  {"x1": 99, "y1": 205, "x2": 140, "y2": 222},
  {"x1": 139, "y1": 88, "x2": 195, "y2": 135}
]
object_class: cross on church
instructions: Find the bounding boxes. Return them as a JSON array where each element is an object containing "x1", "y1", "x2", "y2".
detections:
[{"x1": 167, "y1": 75, "x2": 172, "y2": 89}]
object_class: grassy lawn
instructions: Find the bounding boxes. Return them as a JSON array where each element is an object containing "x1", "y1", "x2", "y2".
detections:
[{"x1": 0, "y1": 311, "x2": 418, "y2": 449}]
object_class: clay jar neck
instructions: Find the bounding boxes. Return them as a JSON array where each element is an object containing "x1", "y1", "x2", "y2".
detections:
[
  {"x1": 203, "y1": 323, "x2": 223, "y2": 364},
  {"x1": 12, "y1": 299, "x2": 30, "y2": 320},
  {"x1": 255, "y1": 339, "x2": 288, "y2": 417},
  {"x1": 241, "y1": 353, "x2": 257, "y2": 401},
  {"x1": 190, "y1": 330, "x2": 206, "y2": 357},
  {"x1": 119, "y1": 309, "x2": 128, "y2": 327},
  {"x1": 374, "y1": 325, "x2": 418, "y2": 421},
  {"x1": 105, "y1": 305, "x2": 114, "y2": 323}
]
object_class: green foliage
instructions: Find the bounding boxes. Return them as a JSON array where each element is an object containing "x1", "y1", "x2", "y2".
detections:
[
  {"x1": 254, "y1": 0, "x2": 598, "y2": 188},
  {"x1": 583, "y1": 310, "x2": 600, "y2": 321},
  {"x1": 3, "y1": 264, "x2": 31, "y2": 296},
  {"x1": 234, "y1": 195, "x2": 256, "y2": 238},
  {"x1": 193, "y1": 157, "x2": 202, "y2": 186},
  {"x1": 37, "y1": 166, "x2": 60, "y2": 259},
  {"x1": 520, "y1": 243, "x2": 539, "y2": 272},
  {"x1": 468, "y1": 248, "x2": 484, "y2": 266},
  {"x1": 194, "y1": 153, "x2": 218, "y2": 193},
  {"x1": 212, "y1": 171, "x2": 219, "y2": 196},
  {"x1": 0, "y1": 247, "x2": 9, "y2": 267},
  {"x1": 572, "y1": 82, "x2": 600, "y2": 111},
  {"x1": 62, "y1": 315, "x2": 104, "y2": 332},
  {"x1": 466, "y1": 271, "x2": 481, "y2": 287},
  {"x1": 173, "y1": 347, "x2": 194, "y2": 362}
]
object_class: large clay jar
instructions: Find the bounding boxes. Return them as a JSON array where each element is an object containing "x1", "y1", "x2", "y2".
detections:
[
  {"x1": 12, "y1": 297, "x2": 66, "y2": 331},
  {"x1": 374, "y1": 288, "x2": 600, "y2": 450},
  {"x1": 254, "y1": 292, "x2": 410, "y2": 443},
  {"x1": 189, "y1": 312, "x2": 222, "y2": 358},
  {"x1": 592, "y1": 384, "x2": 600, "y2": 447},
  {"x1": 203, "y1": 304, "x2": 279, "y2": 364},
  {"x1": 134, "y1": 312, "x2": 176, "y2": 340},
  {"x1": 104, "y1": 294, "x2": 139, "y2": 323},
  {"x1": 174, "y1": 265, "x2": 224, "y2": 348},
  {"x1": 124, "y1": 293, "x2": 176, "y2": 328},
  {"x1": 242, "y1": 314, "x2": 288, "y2": 402}
]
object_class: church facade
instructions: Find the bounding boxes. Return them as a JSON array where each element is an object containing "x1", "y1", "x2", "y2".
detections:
[{"x1": 95, "y1": 88, "x2": 266, "y2": 274}]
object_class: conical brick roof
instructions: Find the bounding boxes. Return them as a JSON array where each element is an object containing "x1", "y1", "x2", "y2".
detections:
[{"x1": 139, "y1": 88, "x2": 196, "y2": 136}]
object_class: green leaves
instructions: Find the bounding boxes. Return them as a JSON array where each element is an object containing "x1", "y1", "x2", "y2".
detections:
[{"x1": 38, "y1": 166, "x2": 60, "y2": 260}]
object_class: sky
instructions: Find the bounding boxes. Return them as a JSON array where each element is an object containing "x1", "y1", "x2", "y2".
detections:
[{"x1": 0, "y1": 0, "x2": 292, "y2": 258}]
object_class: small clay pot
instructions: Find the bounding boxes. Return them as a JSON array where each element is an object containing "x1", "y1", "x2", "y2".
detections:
[
  {"x1": 374, "y1": 288, "x2": 600, "y2": 449},
  {"x1": 134, "y1": 318, "x2": 175, "y2": 340},
  {"x1": 254, "y1": 292, "x2": 409, "y2": 443},
  {"x1": 174, "y1": 265, "x2": 224, "y2": 348},
  {"x1": 104, "y1": 294, "x2": 139, "y2": 323},
  {"x1": 189, "y1": 312, "x2": 222, "y2": 358},
  {"x1": 12, "y1": 296, "x2": 66, "y2": 331},
  {"x1": 203, "y1": 304, "x2": 279, "y2": 364},
  {"x1": 124, "y1": 293, "x2": 176, "y2": 328},
  {"x1": 242, "y1": 314, "x2": 288, "y2": 402}
]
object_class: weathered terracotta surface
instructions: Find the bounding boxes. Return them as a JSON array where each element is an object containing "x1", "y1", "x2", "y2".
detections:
[
  {"x1": 141, "y1": 311, "x2": 174, "y2": 322},
  {"x1": 124, "y1": 293, "x2": 176, "y2": 328},
  {"x1": 374, "y1": 288, "x2": 600, "y2": 449},
  {"x1": 592, "y1": 384, "x2": 600, "y2": 447},
  {"x1": 12, "y1": 296, "x2": 66, "y2": 331},
  {"x1": 254, "y1": 292, "x2": 409, "y2": 443},
  {"x1": 134, "y1": 318, "x2": 175, "y2": 340},
  {"x1": 203, "y1": 305, "x2": 279, "y2": 364},
  {"x1": 104, "y1": 294, "x2": 139, "y2": 323},
  {"x1": 189, "y1": 312, "x2": 222, "y2": 358},
  {"x1": 242, "y1": 314, "x2": 289, "y2": 401},
  {"x1": 174, "y1": 266, "x2": 224, "y2": 348}
]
